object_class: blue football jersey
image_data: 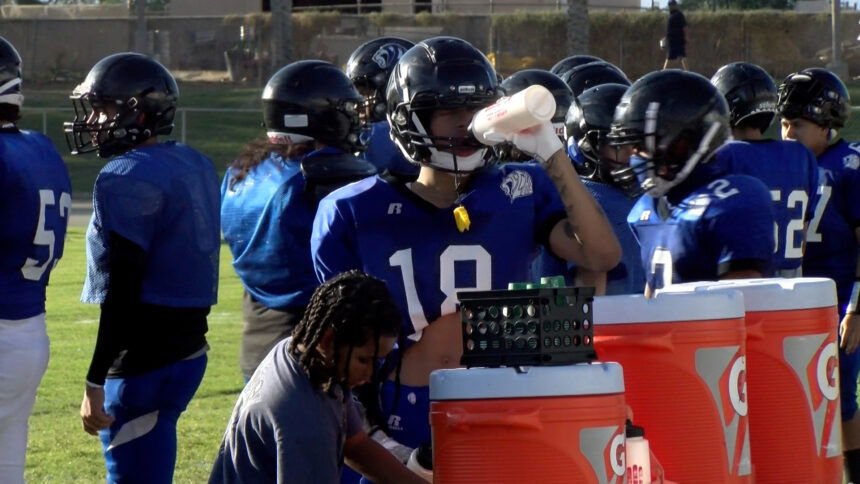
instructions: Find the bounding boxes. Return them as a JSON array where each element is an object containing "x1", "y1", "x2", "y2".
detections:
[
  {"x1": 221, "y1": 151, "x2": 321, "y2": 309},
  {"x1": 0, "y1": 127, "x2": 72, "y2": 320},
  {"x1": 531, "y1": 178, "x2": 644, "y2": 295},
  {"x1": 82, "y1": 141, "x2": 220, "y2": 307},
  {"x1": 714, "y1": 139, "x2": 819, "y2": 275},
  {"x1": 360, "y1": 121, "x2": 419, "y2": 179},
  {"x1": 628, "y1": 173, "x2": 775, "y2": 290},
  {"x1": 312, "y1": 164, "x2": 565, "y2": 341},
  {"x1": 803, "y1": 140, "x2": 860, "y2": 310}
]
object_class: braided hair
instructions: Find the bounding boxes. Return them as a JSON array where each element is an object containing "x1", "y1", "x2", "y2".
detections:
[{"x1": 289, "y1": 270, "x2": 401, "y2": 396}]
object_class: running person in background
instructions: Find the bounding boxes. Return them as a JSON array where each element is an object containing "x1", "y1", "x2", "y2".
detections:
[
  {"x1": 312, "y1": 36, "x2": 619, "y2": 462},
  {"x1": 66, "y1": 53, "x2": 220, "y2": 484},
  {"x1": 776, "y1": 67, "x2": 860, "y2": 480},
  {"x1": 710, "y1": 61, "x2": 818, "y2": 277},
  {"x1": 608, "y1": 70, "x2": 775, "y2": 297},
  {"x1": 221, "y1": 60, "x2": 376, "y2": 382},
  {"x1": 210, "y1": 270, "x2": 425, "y2": 484},
  {"x1": 0, "y1": 35, "x2": 71, "y2": 484},
  {"x1": 346, "y1": 37, "x2": 419, "y2": 183},
  {"x1": 563, "y1": 83, "x2": 644, "y2": 294}
]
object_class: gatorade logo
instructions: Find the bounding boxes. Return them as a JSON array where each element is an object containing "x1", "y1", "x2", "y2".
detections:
[
  {"x1": 784, "y1": 333, "x2": 841, "y2": 457},
  {"x1": 728, "y1": 355, "x2": 748, "y2": 417},
  {"x1": 580, "y1": 425, "x2": 625, "y2": 484},
  {"x1": 695, "y1": 346, "x2": 752, "y2": 476}
]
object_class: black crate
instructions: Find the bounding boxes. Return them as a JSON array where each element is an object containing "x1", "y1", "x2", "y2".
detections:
[{"x1": 457, "y1": 286, "x2": 597, "y2": 368}]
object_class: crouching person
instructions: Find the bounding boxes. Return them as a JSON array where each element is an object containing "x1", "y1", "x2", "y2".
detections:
[{"x1": 209, "y1": 270, "x2": 426, "y2": 484}]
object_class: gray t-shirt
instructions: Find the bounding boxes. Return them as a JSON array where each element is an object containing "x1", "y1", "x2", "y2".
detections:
[{"x1": 209, "y1": 338, "x2": 363, "y2": 483}]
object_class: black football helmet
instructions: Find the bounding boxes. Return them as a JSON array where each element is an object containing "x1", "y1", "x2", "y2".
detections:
[
  {"x1": 386, "y1": 36, "x2": 500, "y2": 173},
  {"x1": 560, "y1": 61, "x2": 630, "y2": 97},
  {"x1": 710, "y1": 62, "x2": 777, "y2": 133},
  {"x1": 0, "y1": 36, "x2": 23, "y2": 108},
  {"x1": 777, "y1": 67, "x2": 850, "y2": 129},
  {"x1": 346, "y1": 37, "x2": 414, "y2": 123},
  {"x1": 607, "y1": 70, "x2": 730, "y2": 198},
  {"x1": 549, "y1": 55, "x2": 603, "y2": 78},
  {"x1": 65, "y1": 53, "x2": 178, "y2": 158},
  {"x1": 565, "y1": 83, "x2": 635, "y2": 192},
  {"x1": 263, "y1": 60, "x2": 364, "y2": 153},
  {"x1": 496, "y1": 69, "x2": 573, "y2": 161}
]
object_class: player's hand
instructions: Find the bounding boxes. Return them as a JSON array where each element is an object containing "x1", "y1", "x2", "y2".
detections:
[
  {"x1": 840, "y1": 312, "x2": 860, "y2": 355},
  {"x1": 510, "y1": 121, "x2": 564, "y2": 164},
  {"x1": 80, "y1": 385, "x2": 115, "y2": 436}
]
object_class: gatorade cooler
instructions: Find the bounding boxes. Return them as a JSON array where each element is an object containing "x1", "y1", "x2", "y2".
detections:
[
  {"x1": 593, "y1": 290, "x2": 750, "y2": 484},
  {"x1": 430, "y1": 363, "x2": 626, "y2": 484},
  {"x1": 661, "y1": 278, "x2": 842, "y2": 483}
]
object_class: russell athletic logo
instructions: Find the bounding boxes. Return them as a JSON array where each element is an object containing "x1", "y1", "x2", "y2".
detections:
[
  {"x1": 695, "y1": 346, "x2": 752, "y2": 476},
  {"x1": 580, "y1": 425, "x2": 625, "y2": 484},
  {"x1": 784, "y1": 333, "x2": 842, "y2": 457}
]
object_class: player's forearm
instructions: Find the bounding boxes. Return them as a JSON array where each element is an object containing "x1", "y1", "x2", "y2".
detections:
[
  {"x1": 87, "y1": 232, "x2": 146, "y2": 385},
  {"x1": 543, "y1": 150, "x2": 621, "y2": 271}
]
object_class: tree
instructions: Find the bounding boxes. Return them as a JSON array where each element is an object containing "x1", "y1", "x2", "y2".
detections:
[
  {"x1": 567, "y1": 0, "x2": 589, "y2": 56},
  {"x1": 270, "y1": 0, "x2": 293, "y2": 69}
]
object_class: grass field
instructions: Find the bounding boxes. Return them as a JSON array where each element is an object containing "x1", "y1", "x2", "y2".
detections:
[{"x1": 30, "y1": 228, "x2": 244, "y2": 482}]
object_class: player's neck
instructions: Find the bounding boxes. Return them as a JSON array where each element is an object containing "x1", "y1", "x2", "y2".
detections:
[{"x1": 411, "y1": 167, "x2": 468, "y2": 208}]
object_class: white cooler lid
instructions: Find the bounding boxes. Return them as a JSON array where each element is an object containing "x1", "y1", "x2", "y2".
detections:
[
  {"x1": 429, "y1": 363, "x2": 624, "y2": 400},
  {"x1": 593, "y1": 290, "x2": 744, "y2": 325},
  {"x1": 659, "y1": 277, "x2": 836, "y2": 311}
]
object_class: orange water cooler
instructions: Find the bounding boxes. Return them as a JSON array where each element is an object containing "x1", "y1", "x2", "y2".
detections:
[
  {"x1": 661, "y1": 278, "x2": 842, "y2": 483},
  {"x1": 593, "y1": 290, "x2": 751, "y2": 483},
  {"x1": 430, "y1": 363, "x2": 627, "y2": 484}
]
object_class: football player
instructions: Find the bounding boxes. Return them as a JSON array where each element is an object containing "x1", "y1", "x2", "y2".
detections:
[
  {"x1": 221, "y1": 60, "x2": 376, "y2": 382},
  {"x1": 346, "y1": 37, "x2": 418, "y2": 182},
  {"x1": 559, "y1": 60, "x2": 630, "y2": 97},
  {"x1": 608, "y1": 70, "x2": 775, "y2": 297},
  {"x1": 66, "y1": 53, "x2": 220, "y2": 484},
  {"x1": 710, "y1": 62, "x2": 818, "y2": 278},
  {"x1": 561, "y1": 83, "x2": 645, "y2": 295},
  {"x1": 777, "y1": 67, "x2": 860, "y2": 479},
  {"x1": 0, "y1": 35, "x2": 71, "y2": 484},
  {"x1": 312, "y1": 36, "x2": 619, "y2": 462},
  {"x1": 549, "y1": 54, "x2": 603, "y2": 78}
]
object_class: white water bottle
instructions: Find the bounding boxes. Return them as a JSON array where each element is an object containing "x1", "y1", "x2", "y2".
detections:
[
  {"x1": 625, "y1": 421, "x2": 652, "y2": 484},
  {"x1": 470, "y1": 84, "x2": 556, "y2": 146},
  {"x1": 406, "y1": 443, "x2": 433, "y2": 482}
]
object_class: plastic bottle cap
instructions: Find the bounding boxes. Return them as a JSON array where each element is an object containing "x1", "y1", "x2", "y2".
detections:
[
  {"x1": 523, "y1": 84, "x2": 556, "y2": 122},
  {"x1": 626, "y1": 420, "x2": 645, "y2": 438}
]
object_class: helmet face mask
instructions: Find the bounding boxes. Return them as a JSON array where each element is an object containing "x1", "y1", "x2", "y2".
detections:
[
  {"x1": 607, "y1": 71, "x2": 730, "y2": 199},
  {"x1": 65, "y1": 53, "x2": 177, "y2": 158},
  {"x1": 0, "y1": 36, "x2": 23, "y2": 110},
  {"x1": 386, "y1": 37, "x2": 500, "y2": 173},
  {"x1": 777, "y1": 68, "x2": 850, "y2": 129}
]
